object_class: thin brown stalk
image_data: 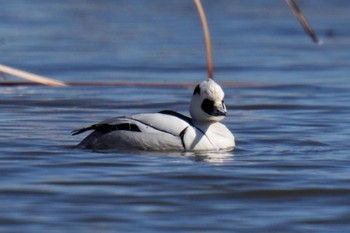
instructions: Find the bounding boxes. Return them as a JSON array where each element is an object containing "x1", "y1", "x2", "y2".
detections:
[
  {"x1": 0, "y1": 64, "x2": 67, "y2": 87},
  {"x1": 286, "y1": 0, "x2": 322, "y2": 44},
  {"x1": 194, "y1": 0, "x2": 214, "y2": 79}
]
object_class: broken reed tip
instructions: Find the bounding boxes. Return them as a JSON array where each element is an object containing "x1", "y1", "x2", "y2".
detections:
[{"x1": 286, "y1": 0, "x2": 321, "y2": 45}]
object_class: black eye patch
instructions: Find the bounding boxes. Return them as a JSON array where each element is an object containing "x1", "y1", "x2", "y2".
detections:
[{"x1": 201, "y1": 98, "x2": 214, "y2": 115}]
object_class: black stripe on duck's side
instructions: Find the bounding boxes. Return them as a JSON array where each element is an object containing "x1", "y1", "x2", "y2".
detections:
[
  {"x1": 158, "y1": 110, "x2": 192, "y2": 125},
  {"x1": 72, "y1": 111, "x2": 191, "y2": 138},
  {"x1": 179, "y1": 126, "x2": 189, "y2": 150},
  {"x1": 111, "y1": 123, "x2": 141, "y2": 132},
  {"x1": 72, "y1": 123, "x2": 141, "y2": 135},
  {"x1": 159, "y1": 109, "x2": 209, "y2": 142}
]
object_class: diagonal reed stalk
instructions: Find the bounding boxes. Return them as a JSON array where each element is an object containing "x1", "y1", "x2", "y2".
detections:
[
  {"x1": 0, "y1": 63, "x2": 67, "y2": 87},
  {"x1": 286, "y1": 0, "x2": 322, "y2": 44},
  {"x1": 194, "y1": 0, "x2": 214, "y2": 79}
]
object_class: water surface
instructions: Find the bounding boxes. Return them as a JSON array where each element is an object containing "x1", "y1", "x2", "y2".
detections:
[{"x1": 1, "y1": 1, "x2": 350, "y2": 232}]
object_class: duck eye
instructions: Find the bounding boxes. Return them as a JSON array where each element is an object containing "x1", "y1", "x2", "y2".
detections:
[{"x1": 201, "y1": 98, "x2": 214, "y2": 115}]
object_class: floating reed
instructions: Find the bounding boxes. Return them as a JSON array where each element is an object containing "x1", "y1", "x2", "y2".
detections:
[{"x1": 0, "y1": 64, "x2": 67, "y2": 87}]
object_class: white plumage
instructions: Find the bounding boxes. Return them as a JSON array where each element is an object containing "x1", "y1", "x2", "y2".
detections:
[{"x1": 73, "y1": 79, "x2": 235, "y2": 151}]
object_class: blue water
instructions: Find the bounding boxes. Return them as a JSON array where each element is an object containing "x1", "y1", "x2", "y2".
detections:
[{"x1": 1, "y1": 1, "x2": 350, "y2": 232}]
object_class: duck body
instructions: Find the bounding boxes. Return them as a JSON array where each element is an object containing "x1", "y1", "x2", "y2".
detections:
[
  {"x1": 73, "y1": 79, "x2": 235, "y2": 152},
  {"x1": 73, "y1": 110, "x2": 235, "y2": 151}
]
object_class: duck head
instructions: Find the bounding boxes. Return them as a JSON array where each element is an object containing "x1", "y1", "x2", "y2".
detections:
[{"x1": 190, "y1": 79, "x2": 227, "y2": 122}]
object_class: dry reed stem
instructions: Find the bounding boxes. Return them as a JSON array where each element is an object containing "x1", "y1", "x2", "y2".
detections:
[
  {"x1": 194, "y1": 0, "x2": 214, "y2": 79},
  {"x1": 0, "y1": 64, "x2": 67, "y2": 87},
  {"x1": 286, "y1": 0, "x2": 322, "y2": 44}
]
